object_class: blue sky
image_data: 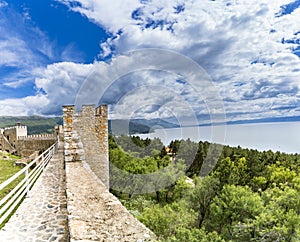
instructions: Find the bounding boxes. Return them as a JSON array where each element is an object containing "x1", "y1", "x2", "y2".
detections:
[
  {"x1": 0, "y1": 0, "x2": 107, "y2": 100},
  {"x1": 0, "y1": 0, "x2": 300, "y2": 126}
]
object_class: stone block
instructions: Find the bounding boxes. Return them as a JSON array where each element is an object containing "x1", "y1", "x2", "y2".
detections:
[
  {"x1": 76, "y1": 149, "x2": 85, "y2": 156},
  {"x1": 77, "y1": 142, "x2": 83, "y2": 149},
  {"x1": 64, "y1": 150, "x2": 74, "y2": 156},
  {"x1": 64, "y1": 156, "x2": 73, "y2": 162}
]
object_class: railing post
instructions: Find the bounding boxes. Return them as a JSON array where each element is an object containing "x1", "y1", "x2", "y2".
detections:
[
  {"x1": 25, "y1": 169, "x2": 30, "y2": 198},
  {"x1": 42, "y1": 152, "x2": 46, "y2": 171}
]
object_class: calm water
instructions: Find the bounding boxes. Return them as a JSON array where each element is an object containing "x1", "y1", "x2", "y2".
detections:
[{"x1": 138, "y1": 122, "x2": 300, "y2": 154}]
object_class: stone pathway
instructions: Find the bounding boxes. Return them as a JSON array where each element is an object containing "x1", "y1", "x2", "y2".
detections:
[{"x1": 0, "y1": 143, "x2": 69, "y2": 242}]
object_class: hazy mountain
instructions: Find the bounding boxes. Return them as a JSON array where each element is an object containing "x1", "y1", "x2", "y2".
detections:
[
  {"x1": 2, "y1": 115, "x2": 299, "y2": 136},
  {"x1": 0, "y1": 116, "x2": 62, "y2": 135},
  {"x1": 0, "y1": 116, "x2": 179, "y2": 135},
  {"x1": 109, "y1": 118, "x2": 179, "y2": 135}
]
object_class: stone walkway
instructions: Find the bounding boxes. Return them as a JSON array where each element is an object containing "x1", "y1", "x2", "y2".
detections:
[{"x1": 0, "y1": 143, "x2": 69, "y2": 242}]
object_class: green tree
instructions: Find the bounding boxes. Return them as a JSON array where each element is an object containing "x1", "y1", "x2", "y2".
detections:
[
  {"x1": 109, "y1": 135, "x2": 300, "y2": 241},
  {"x1": 172, "y1": 176, "x2": 194, "y2": 201},
  {"x1": 188, "y1": 176, "x2": 220, "y2": 228},
  {"x1": 166, "y1": 228, "x2": 225, "y2": 242},
  {"x1": 251, "y1": 178, "x2": 300, "y2": 241},
  {"x1": 208, "y1": 185, "x2": 264, "y2": 240},
  {"x1": 213, "y1": 156, "x2": 250, "y2": 186},
  {"x1": 266, "y1": 164, "x2": 297, "y2": 185},
  {"x1": 138, "y1": 201, "x2": 195, "y2": 239}
]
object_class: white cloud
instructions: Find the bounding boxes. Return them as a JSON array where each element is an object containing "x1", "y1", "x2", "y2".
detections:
[
  {"x1": 0, "y1": 59, "x2": 93, "y2": 116},
  {"x1": 2, "y1": 0, "x2": 300, "y2": 124},
  {"x1": 56, "y1": 0, "x2": 300, "y2": 122},
  {"x1": 34, "y1": 62, "x2": 94, "y2": 114},
  {"x1": 0, "y1": 94, "x2": 50, "y2": 116},
  {"x1": 57, "y1": 0, "x2": 142, "y2": 33},
  {"x1": 60, "y1": 43, "x2": 85, "y2": 62},
  {"x1": 0, "y1": 0, "x2": 7, "y2": 8},
  {"x1": 107, "y1": 71, "x2": 206, "y2": 121},
  {"x1": 0, "y1": 61, "x2": 94, "y2": 116},
  {"x1": 0, "y1": 37, "x2": 33, "y2": 68}
]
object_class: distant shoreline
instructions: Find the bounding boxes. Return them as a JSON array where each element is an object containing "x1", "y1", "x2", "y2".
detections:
[{"x1": 137, "y1": 121, "x2": 300, "y2": 154}]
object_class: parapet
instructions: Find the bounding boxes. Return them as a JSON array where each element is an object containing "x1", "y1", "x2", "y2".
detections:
[
  {"x1": 18, "y1": 134, "x2": 57, "y2": 141},
  {"x1": 63, "y1": 104, "x2": 108, "y2": 118}
]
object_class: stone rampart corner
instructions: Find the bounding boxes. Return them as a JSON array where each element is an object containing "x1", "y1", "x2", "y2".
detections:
[{"x1": 62, "y1": 104, "x2": 109, "y2": 188}]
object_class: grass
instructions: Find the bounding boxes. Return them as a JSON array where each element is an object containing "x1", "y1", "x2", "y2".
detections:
[
  {"x1": 0, "y1": 152, "x2": 24, "y2": 199},
  {"x1": 0, "y1": 152, "x2": 24, "y2": 228}
]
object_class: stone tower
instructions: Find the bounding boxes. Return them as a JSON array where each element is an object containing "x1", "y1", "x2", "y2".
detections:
[{"x1": 62, "y1": 105, "x2": 109, "y2": 188}]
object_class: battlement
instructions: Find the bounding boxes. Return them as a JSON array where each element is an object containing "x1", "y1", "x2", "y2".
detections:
[
  {"x1": 63, "y1": 104, "x2": 108, "y2": 118},
  {"x1": 3, "y1": 125, "x2": 27, "y2": 138},
  {"x1": 3, "y1": 125, "x2": 27, "y2": 131},
  {"x1": 18, "y1": 134, "x2": 57, "y2": 141}
]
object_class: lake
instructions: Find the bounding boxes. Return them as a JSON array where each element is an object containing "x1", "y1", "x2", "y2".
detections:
[{"x1": 138, "y1": 121, "x2": 300, "y2": 154}]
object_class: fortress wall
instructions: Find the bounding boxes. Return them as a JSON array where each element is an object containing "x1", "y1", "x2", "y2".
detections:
[
  {"x1": 0, "y1": 133, "x2": 15, "y2": 153},
  {"x1": 95, "y1": 105, "x2": 109, "y2": 155},
  {"x1": 3, "y1": 127, "x2": 17, "y2": 147},
  {"x1": 63, "y1": 105, "x2": 109, "y2": 188},
  {"x1": 0, "y1": 124, "x2": 56, "y2": 156},
  {"x1": 16, "y1": 139, "x2": 56, "y2": 157}
]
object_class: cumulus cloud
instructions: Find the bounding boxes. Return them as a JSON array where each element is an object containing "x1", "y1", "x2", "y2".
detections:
[
  {"x1": 0, "y1": 61, "x2": 94, "y2": 116},
  {"x1": 57, "y1": 0, "x2": 141, "y2": 33},
  {"x1": 72, "y1": 49, "x2": 223, "y2": 123},
  {"x1": 34, "y1": 62, "x2": 94, "y2": 114},
  {"x1": 2, "y1": 0, "x2": 300, "y2": 124},
  {"x1": 53, "y1": 0, "x2": 300, "y2": 123},
  {"x1": 0, "y1": 94, "x2": 50, "y2": 116},
  {"x1": 104, "y1": 71, "x2": 206, "y2": 121}
]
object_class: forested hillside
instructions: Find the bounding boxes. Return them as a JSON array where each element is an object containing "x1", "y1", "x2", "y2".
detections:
[
  {"x1": 108, "y1": 118, "x2": 179, "y2": 135},
  {"x1": 0, "y1": 116, "x2": 176, "y2": 135},
  {"x1": 0, "y1": 116, "x2": 62, "y2": 134},
  {"x1": 109, "y1": 135, "x2": 300, "y2": 242}
]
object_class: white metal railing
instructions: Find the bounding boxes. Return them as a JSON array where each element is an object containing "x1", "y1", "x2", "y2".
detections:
[{"x1": 0, "y1": 142, "x2": 58, "y2": 225}]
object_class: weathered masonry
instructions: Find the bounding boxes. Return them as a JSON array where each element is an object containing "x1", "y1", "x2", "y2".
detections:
[
  {"x1": 0, "y1": 124, "x2": 57, "y2": 157},
  {"x1": 63, "y1": 104, "x2": 109, "y2": 188},
  {"x1": 0, "y1": 105, "x2": 156, "y2": 241},
  {"x1": 62, "y1": 105, "x2": 155, "y2": 241}
]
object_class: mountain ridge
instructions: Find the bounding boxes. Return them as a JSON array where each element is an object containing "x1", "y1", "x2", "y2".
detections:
[{"x1": 1, "y1": 115, "x2": 300, "y2": 135}]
